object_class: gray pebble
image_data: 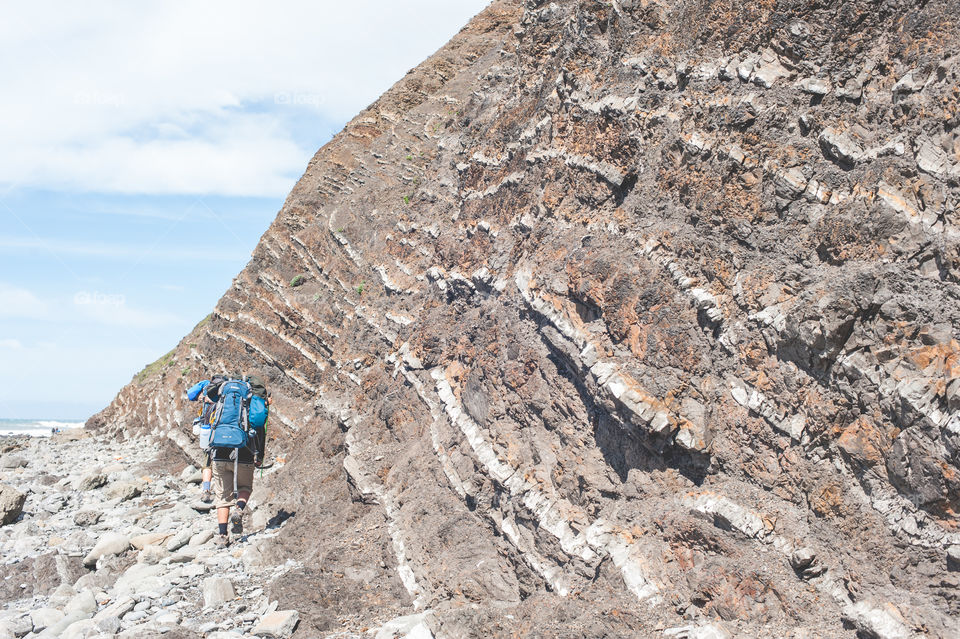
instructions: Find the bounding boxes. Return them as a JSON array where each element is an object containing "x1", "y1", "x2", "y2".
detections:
[{"x1": 123, "y1": 610, "x2": 148, "y2": 622}]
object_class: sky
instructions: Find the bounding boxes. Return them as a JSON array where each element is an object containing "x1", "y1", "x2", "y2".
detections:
[{"x1": 0, "y1": 0, "x2": 491, "y2": 420}]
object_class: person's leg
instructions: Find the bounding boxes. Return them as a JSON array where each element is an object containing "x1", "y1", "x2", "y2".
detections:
[
  {"x1": 229, "y1": 465, "x2": 254, "y2": 534},
  {"x1": 197, "y1": 445, "x2": 213, "y2": 502},
  {"x1": 217, "y1": 504, "x2": 230, "y2": 530},
  {"x1": 212, "y1": 461, "x2": 235, "y2": 546},
  {"x1": 200, "y1": 465, "x2": 213, "y2": 502}
]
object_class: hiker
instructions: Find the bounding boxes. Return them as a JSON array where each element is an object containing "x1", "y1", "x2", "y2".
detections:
[{"x1": 203, "y1": 374, "x2": 269, "y2": 547}]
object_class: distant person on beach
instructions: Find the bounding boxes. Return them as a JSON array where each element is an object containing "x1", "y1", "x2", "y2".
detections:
[{"x1": 202, "y1": 374, "x2": 269, "y2": 547}]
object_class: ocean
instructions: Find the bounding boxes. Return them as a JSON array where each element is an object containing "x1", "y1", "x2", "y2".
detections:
[{"x1": 0, "y1": 418, "x2": 86, "y2": 437}]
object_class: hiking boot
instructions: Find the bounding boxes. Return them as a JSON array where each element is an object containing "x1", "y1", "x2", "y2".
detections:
[
  {"x1": 199, "y1": 489, "x2": 213, "y2": 504},
  {"x1": 230, "y1": 509, "x2": 244, "y2": 535},
  {"x1": 213, "y1": 534, "x2": 230, "y2": 548}
]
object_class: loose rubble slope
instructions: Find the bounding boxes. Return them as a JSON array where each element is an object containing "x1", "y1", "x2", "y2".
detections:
[
  {"x1": 0, "y1": 432, "x2": 301, "y2": 638},
  {"x1": 88, "y1": 0, "x2": 960, "y2": 637}
]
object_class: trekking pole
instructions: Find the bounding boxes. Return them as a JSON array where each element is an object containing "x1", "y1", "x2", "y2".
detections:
[{"x1": 232, "y1": 449, "x2": 239, "y2": 502}]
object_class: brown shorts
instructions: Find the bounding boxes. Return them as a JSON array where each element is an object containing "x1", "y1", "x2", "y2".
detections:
[{"x1": 212, "y1": 460, "x2": 254, "y2": 508}]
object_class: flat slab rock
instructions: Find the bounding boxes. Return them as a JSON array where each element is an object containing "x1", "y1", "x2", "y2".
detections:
[
  {"x1": 251, "y1": 609, "x2": 300, "y2": 638},
  {"x1": 203, "y1": 576, "x2": 235, "y2": 608},
  {"x1": 129, "y1": 531, "x2": 171, "y2": 549},
  {"x1": 82, "y1": 532, "x2": 130, "y2": 567}
]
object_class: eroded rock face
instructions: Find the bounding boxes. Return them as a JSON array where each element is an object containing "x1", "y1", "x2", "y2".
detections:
[{"x1": 90, "y1": 0, "x2": 960, "y2": 636}]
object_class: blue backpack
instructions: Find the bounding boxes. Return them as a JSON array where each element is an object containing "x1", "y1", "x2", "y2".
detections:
[
  {"x1": 248, "y1": 395, "x2": 268, "y2": 429},
  {"x1": 210, "y1": 380, "x2": 253, "y2": 448}
]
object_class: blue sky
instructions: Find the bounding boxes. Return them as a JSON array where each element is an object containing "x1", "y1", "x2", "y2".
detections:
[{"x1": 0, "y1": 1, "x2": 490, "y2": 419}]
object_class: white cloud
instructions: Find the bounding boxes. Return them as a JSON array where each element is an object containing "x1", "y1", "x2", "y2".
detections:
[
  {"x1": 0, "y1": 339, "x2": 23, "y2": 349},
  {"x1": 0, "y1": 236, "x2": 249, "y2": 262},
  {"x1": 73, "y1": 296, "x2": 185, "y2": 330},
  {"x1": 0, "y1": 283, "x2": 51, "y2": 319},
  {"x1": 0, "y1": 282, "x2": 184, "y2": 329},
  {"x1": 8, "y1": 127, "x2": 307, "y2": 197},
  {"x1": 0, "y1": 0, "x2": 491, "y2": 197}
]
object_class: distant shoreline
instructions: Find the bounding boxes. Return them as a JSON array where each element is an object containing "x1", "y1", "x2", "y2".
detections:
[{"x1": 0, "y1": 418, "x2": 86, "y2": 438}]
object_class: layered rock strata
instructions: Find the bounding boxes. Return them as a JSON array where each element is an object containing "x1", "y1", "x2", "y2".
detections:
[{"x1": 91, "y1": 0, "x2": 960, "y2": 636}]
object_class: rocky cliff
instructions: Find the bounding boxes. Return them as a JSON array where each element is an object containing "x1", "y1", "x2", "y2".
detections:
[{"x1": 90, "y1": 0, "x2": 960, "y2": 636}]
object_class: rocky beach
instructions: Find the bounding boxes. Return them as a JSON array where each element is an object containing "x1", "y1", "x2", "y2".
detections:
[{"x1": 0, "y1": 431, "x2": 306, "y2": 639}]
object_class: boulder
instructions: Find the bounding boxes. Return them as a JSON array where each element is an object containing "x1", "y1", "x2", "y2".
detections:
[
  {"x1": 169, "y1": 546, "x2": 200, "y2": 563},
  {"x1": 73, "y1": 510, "x2": 101, "y2": 527},
  {"x1": 76, "y1": 472, "x2": 107, "y2": 491},
  {"x1": 190, "y1": 501, "x2": 215, "y2": 512},
  {"x1": 789, "y1": 547, "x2": 825, "y2": 578},
  {"x1": 0, "y1": 455, "x2": 26, "y2": 469},
  {"x1": 819, "y1": 127, "x2": 864, "y2": 167},
  {"x1": 139, "y1": 544, "x2": 168, "y2": 565},
  {"x1": 122, "y1": 610, "x2": 148, "y2": 622},
  {"x1": 105, "y1": 481, "x2": 142, "y2": 502},
  {"x1": 181, "y1": 563, "x2": 205, "y2": 578},
  {"x1": 64, "y1": 588, "x2": 98, "y2": 616},
  {"x1": 30, "y1": 608, "x2": 65, "y2": 632},
  {"x1": 96, "y1": 616, "x2": 122, "y2": 634},
  {"x1": 82, "y1": 532, "x2": 130, "y2": 567},
  {"x1": 843, "y1": 601, "x2": 910, "y2": 639},
  {"x1": 93, "y1": 595, "x2": 135, "y2": 622},
  {"x1": 60, "y1": 618, "x2": 98, "y2": 639},
  {"x1": 130, "y1": 532, "x2": 171, "y2": 550},
  {"x1": 0, "y1": 616, "x2": 32, "y2": 638},
  {"x1": 0, "y1": 484, "x2": 26, "y2": 525},
  {"x1": 692, "y1": 625, "x2": 732, "y2": 639},
  {"x1": 37, "y1": 612, "x2": 87, "y2": 639},
  {"x1": 48, "y1": 582, "x2": 77, "y2": 604},
  {"x1": 180, "y1": 465, "x2": 202, "y2": 484},
  {"x1": 189, "y1": 530, "x2": 214, "y2": 546},
  {"x1": 154, "y1": 610, "x2": 181, "y2": 625},
  {"x1": 40, "y1": 494, "x2": 67, "y2": 514},
  {"x1": 166, "y1": 528, "x2": 192, "y2": 552},
  {"x1": 252, "y1": 610, "x2": 300, "y2": 639},
  {"x1": 374, "y1": 613, "x2": 435, "y2": 639},
  {"x1": 74, "y1": 570, "x2": 118, "y2": 593},
  {"x1": 797, "y1": 77, "x2": 830, "y2": 96},
  {"x1": 113, "y1": 563, "x2": 168, "y2": 598},
  {"x1": 202, "y1": 577, "x2": 235, "y2": 608}
]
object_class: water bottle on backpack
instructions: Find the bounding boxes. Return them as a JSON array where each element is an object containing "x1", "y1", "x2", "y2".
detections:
[{"x1": 198, "y1": 421, "x2": 212, "y2": 448}]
